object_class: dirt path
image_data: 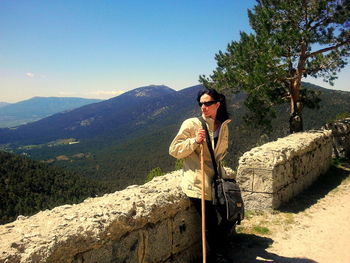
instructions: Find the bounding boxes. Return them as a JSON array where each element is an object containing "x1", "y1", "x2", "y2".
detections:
[{"x1": 227, "y1": 164, "x2": 350, "y2": 263}]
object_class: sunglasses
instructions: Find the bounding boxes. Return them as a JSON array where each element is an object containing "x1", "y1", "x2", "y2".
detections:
[{"x1": 198, "y1": 101, "x2": 217, "y2": 107}]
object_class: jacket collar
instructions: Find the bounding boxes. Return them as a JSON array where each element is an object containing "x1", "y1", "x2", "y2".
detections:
[
  {"x1": 201, "y1": 114, "x2": 216, "y2": 131},
  {"x1": 201, "y1": 114, "x2": 231, "y2": 131}
]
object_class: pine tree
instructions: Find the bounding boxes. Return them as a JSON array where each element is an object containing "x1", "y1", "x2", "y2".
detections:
[
  {"x1": 145, "y1": 167, "x2": 164, "y2": 183},
  {"x1": 201, "y1": 0, "x2": 350, "y2": 133}
]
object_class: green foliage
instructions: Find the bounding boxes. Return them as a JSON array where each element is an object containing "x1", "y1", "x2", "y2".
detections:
[
  {"x1": 175, "y1": 159, "x2": 183, "y2": 170},
  {"x1": 145, "y1": 167, "x2": 164, "y2": 183},
  {"x1": 200, "y1": 0, "x2": 350, "y2": 133},
  {"x1": 0, "y1": 151, "x2": 111, "y2": 225},
  {"x1": 335, "y1": 112, "x2": 350, "y2": 121},
  {"x1": 255, "y1": 134, "x2": 270, "y2": 147},
  {"x1": 332, "y1": 158, "x2": 350, "y2": 171},
  {"x1": 1, "y1": 84, "x2": 349, "y2": 227},
  {"x1": 252, "y1": 226, "x2": 271, "y2": 235},
  {"x1": 8, "y1": 83, "x2": 350, "y2": 198}
]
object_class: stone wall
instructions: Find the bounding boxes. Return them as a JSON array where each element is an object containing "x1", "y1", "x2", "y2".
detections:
[
  {"x1": 0, "y1": 171, "x2": 202, "y2": 263},
  {"x1": 1, "y1": 119, "x2": 350, "y2": 262},
  {"x1": 323, "y1": 118, "x2": 350, "y2": 159},
  {"x1": 237, "y1": 130, "x2": 333, "y2": 210}
]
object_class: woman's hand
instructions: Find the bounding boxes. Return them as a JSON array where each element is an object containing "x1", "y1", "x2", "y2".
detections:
[{"x1": 195, "y1": 128, "x2": 206, "y2": 144}]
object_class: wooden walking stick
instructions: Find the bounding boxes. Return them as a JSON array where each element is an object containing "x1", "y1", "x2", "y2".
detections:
[{"x1": 200, "y1": 144, "x2": 207, "y2": 263}]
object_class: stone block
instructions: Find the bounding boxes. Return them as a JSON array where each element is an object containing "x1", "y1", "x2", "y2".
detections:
[
  {"x1": 110, "y1": 230, "x2": 141, "y2": 263},
  {"x1": 172, "y1": 205, "x2": 201, "y2": 254},
  {"x1": 168, "y1": 242, "x2": 202, "y2": 263},
  {"x1": 324, "y1": 118, "x2": 350, "y2": 158},
  {"x1": 237, "y1": 129, "x2": 335, "y2": 210},
  {"x1": 163, "y1": 243, "x2": 201, "y2": 263},
  {"x1": 73, "y1": 243, "x2": 113, "y2": 263},
  {"x1": 237, "y1": 168, "x2": 274, "y2": 193},
  {"x1": 251, "y1": 169, "x2": 273, "y2": 193},
  {"x1": 237, "y1": 168, "x2": 254, "y2": 192},
  {"x1": 144, "y1": 220, "x2": 172, "y2": 262},
  {"x1": 272, "y1": 164, "x2": 291, "y2": 190},
  {"x1": 241, "y1": 192, "x2": 274, "y2": 210},
  {"x1": 276, "y1": 185, "x2": 294, "y2": 205}
]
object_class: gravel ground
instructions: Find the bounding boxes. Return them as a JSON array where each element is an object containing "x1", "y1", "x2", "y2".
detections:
[{"x1": 226, "y1": 162, "x2": 350, "y2": 263}]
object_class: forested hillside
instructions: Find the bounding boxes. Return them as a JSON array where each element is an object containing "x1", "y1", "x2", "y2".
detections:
[
  {"x1": 0, "y1": 151, "x2": 111, "y2": 224},
  {"x1": 1, "y1": 83, "x2": 349, "y2": 193}
]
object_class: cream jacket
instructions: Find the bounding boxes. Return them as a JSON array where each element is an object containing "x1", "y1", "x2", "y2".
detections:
[{"x1": 169, "y1": 115, "x2": 231, "y2": 200}]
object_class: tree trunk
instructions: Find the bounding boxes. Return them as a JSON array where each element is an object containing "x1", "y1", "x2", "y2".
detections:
[
  {"x1": 289, "y1": 109, "x2": 303, "y2": 133},
  {"x1": 289, "y1": 79, "x2": 303, "y2": 133},
  {"x1": 288, "y1": 41, "x2": 308, "y2": 134}
]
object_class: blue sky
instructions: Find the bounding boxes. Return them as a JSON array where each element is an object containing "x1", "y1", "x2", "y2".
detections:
[{"x1": 1, "y1": 0, "x2": 349, "y2": 103}]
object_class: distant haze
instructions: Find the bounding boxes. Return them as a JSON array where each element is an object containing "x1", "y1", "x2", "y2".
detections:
[
  {"x1": 0, "y1": 97, "x2": 101, "y2": 128},
  {"x1": 0, "y1": 102, "x2": 10, "y2": 108}
]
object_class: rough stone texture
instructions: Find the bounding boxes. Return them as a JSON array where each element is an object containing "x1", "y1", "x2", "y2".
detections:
[
  {"x1": 237, "y1": 130, "x2": 333, "y2": 210},
  {"x1": 323, "y1": 118, "x2": 350, "y2": 159},
  {"x1": 0, "y1": 171, "x2": 201, "y2": 263},
  {"x1": 2, "y1": 119, "x2": 350, "y2": 262}
]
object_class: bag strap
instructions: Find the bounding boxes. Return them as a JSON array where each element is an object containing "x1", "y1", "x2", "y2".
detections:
[{"x1": 198, "y1": 116, "x2": 220, "y2": 179}]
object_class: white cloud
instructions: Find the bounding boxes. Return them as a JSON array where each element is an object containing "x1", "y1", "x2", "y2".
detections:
[
  {"x1": 26, "y1": 72, "x2": 35, "y2": 78},
  {"x1": 25, "y1": 72, "x2": 46, "y2": 79}
]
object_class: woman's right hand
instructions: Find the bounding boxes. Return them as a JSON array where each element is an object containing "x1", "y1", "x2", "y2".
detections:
[{"x1": 195, "y1": 128, "x2": 206, "y2": 144}]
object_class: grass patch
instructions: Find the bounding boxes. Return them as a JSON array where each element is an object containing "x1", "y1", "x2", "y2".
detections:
[
  {"x1": 284, "y1": 213, "x2": 295, "y2": 224},
  {"x1": 244, "y1": 210, "x2": 259, "y2": 219},
  {"x1": 253, "y1": 226, "x2": 270, "y2": 235},
  {"x1": 236, "y1": 225, "x2": 248, "y2": 234},
  {"x1": 244, "y1": 209, "x2": 268, "y2": 218},
  {"x1": 333, "y1": 158, "x2": 350, "y2": 170},
  {"x1": 236, "y1": 223, "x2": 271, "y2": 236}
]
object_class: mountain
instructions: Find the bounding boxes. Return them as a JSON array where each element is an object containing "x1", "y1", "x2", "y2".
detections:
[
  {"x1": 0, "y1": 97, "x2": 102, "y2": 128},
  {"x1": 0, "y1": 85, "x2": 197, "y2": 145},
  {"x1": 0, "y1": 102, "x2": 10, "y2": 108},
  {"x1": 0, "y1": 83, "x2": 349, "y2": 191},
  {"x1": 301, "y1": 82, "x2": 350, "y2": 127},
  {"x1": 0, "y1": 84, "x2": 202, "y2": 188},
  {"x1": 0, "y1": 150, "x2": 110, "y2": 225}
]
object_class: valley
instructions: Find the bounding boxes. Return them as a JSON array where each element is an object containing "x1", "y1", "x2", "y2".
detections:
[{"x1": 1, "y1": 83, "x2": 350, "y2": 192}]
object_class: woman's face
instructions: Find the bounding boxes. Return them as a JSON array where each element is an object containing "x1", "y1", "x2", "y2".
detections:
[{"x1": 199, "y1": 94, "x2": 220, "y2": 119}]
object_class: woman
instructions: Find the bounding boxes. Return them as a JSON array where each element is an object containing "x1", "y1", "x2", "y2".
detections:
[{"x1": 169, "y1": 88, "x2": 233, "y2": 262}]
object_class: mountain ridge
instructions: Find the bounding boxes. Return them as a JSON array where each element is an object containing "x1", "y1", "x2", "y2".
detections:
[
  {"x1": 0, "y1": 102, "x2": 10, "y2": 108},
  {"x1": 0, "y1": 85, "x2": 201, "y2": 145},
  {"x1": 0, "y1": 97, "x2": 102, "y2": 128},
  {"x1": 1, "y1": 83, "x2": 349, "y2": 191}
]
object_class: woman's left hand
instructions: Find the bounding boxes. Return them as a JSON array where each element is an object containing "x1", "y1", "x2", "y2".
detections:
[{"x1": 195, "y1": 128, "x2": 206, "y2": 144}]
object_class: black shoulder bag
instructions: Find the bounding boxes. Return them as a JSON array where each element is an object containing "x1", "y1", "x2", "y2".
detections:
[{"x1": 198, "y1": 117, "x2": 244, "y2": 225}]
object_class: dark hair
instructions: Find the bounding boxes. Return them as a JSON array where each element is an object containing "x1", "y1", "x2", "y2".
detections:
[{"x1": 197, "y1": 88, "x2": 229, "y2": 122}]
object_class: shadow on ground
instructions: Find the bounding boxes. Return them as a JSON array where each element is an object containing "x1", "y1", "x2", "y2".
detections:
[
  {"x1": 195, "y1": 160, "x2": 350, "y2": 262},
  {"x1": 224, "y1": 160, "x2": 350, "y2": 263},
  {"x1": 279, "y1": 162, "x2": 350, "y2": 213},
  {"x1": 226, "y1": 234, "x2": 317, "y2": 263}
]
